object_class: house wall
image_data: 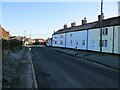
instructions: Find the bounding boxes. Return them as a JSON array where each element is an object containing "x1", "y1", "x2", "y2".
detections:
[
  {"x1": 88, "y1": 29, "x2": 100, "y2": 52},
  {"x1": 66, "y1": 32, "x2": 77, "y2": 49},
  {"x1": 0, "y1": 28, "x2": 9, "y2": 40},
  {"x1": 102, "y1": 26, "x2": 113, "y2": 53},
  {"x1": 52, "y1": 34, "x2": 57, "y2": 47},
  {"x1": 65, "y1": 30, "x2": 87, "y2": 50},
  {"x1": 114, "y1": 25, "x2": 120, "y2": 54},
  {"x1": 52, "y1": 33, "x2": 65, "y2": 47},
  {"x1": 77, "y1": 30, "x2": 87, "y2": 50},
  {"x1": 118, "y1": 25, "x2": 120, "y2": 54},
  {"x1": 52, "y1": 25, "x2": 120, "y2": 54}
]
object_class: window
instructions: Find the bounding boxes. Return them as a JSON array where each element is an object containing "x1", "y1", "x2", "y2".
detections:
[
  {"x1": 82, "y1": 40, "x2": 85, "y2": 45},
  {"x1": 101, "y1": 40, "x2": 107, "y2": 47},
  {"x1": 60, "y1": 40, "x2": 63, "y2": 45},
  {"x1": 55, "y1": 41, "x2": 57, "y2": 44},
  {"x1": 55, "y1": 36, "x2": 57, "y2": 39},
  {"x1": 76, "y1": 42, "x2": 78, "y2": 45},
  {"x1": 70, "y1": 34, "x2": 72, "y2": 37},
  {"x1": 102, "y1": 28, "x2": 108, "y2": 35},
  {"x1": 70, "y1": 40, "x2": 72, "y2": 45},
  {"x1": 104, "y1": 40, "x2": 107, "y2": 47},
  {"x1": 60, "y1": 35, "x2": 63, "y2": 38}
]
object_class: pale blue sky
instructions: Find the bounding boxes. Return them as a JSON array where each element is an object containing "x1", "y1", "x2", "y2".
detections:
[{"x1": 1, "y1": 2, "x2": 119, "y2": 39}]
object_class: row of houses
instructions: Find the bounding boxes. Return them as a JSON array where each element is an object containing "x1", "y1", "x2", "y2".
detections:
[{"x1": 47, "y1": 15, "x2": 120, "y2": 54}]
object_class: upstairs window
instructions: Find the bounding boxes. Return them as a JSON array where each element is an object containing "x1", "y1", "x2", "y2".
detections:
[
  {"x1": 54, "y1": 36, "x2": 57, "y2": 39},
  {"x1": 102, "y1": 28, "x2": 108, "y2": 35},
  {"x1": 60, "y1": 35, "x2": 63, "y2": 38}
]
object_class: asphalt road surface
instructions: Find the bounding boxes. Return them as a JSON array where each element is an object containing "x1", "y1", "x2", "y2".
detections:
[{"x1": 31, "y1": 46, "x2": 119, "y2": 88}]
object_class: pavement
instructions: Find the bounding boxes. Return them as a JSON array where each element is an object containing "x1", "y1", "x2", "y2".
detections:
[
  {"x1": 7, "y1": 47, "x2": 37, "y2": 89},
  {"x1": 53, "y1": 47, "x2": 120, "y2": 70},
  {"x1": 31, "y1": 46, "x2": 119, "y2": 88}
]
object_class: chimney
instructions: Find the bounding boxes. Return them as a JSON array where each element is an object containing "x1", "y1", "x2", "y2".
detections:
[
  {"x1": 63, "y1": 24, "x2": 67, "y2": 29},
  {"x1": 82, "y1": 17, "x2": 87, "y2": 25},
  {"x1": 98, "y1": 13, "x2": 104, "y2": 21},
  {"x1": 71, "y1": 21, "x2": 76, "y2": 27}
]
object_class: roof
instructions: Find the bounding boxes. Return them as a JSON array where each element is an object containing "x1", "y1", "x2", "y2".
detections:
[
  {"x1": 94, "y1": 16, "x2": 120, "y2": 28},
  {"x1": 53, "y1": 16, "x2": 120, "y2": 35}
]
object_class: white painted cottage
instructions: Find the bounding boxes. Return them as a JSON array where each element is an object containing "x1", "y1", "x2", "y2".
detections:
[{"x1": 52, "y1": 16, "x2": 120, "y2": 54}]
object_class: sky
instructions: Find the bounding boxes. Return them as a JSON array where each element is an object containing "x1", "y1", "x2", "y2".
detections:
[{"x1": 1, "y1": 1, "x2": 119, "y2": 39}]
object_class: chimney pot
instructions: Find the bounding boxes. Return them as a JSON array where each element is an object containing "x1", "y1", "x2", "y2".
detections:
[
  {"x1": 98, "y1": 13, "x2": 104, "y2": 21},
  {"x1": 71, "y1": 21, "x2": 76, "y2": 27},
  {"x1": 82, "y1": 17, "x2": 87, "y2": 25},
  {"x1": 63, "y1": 24, "x2": 67, "y2": 29}
]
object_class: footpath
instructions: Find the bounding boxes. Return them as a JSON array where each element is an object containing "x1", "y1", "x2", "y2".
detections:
[
  {"x1": 53, "y1": 47, "x2": 120, "y2": 71},
  {"x1": 2, "y1": 47, "x2": 37, "y2": 89}
]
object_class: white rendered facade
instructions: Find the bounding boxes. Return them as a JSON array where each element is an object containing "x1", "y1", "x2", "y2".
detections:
[
  {"x1": 52, "y1": 33, "x2": 66, "y2": 47},
  {"x1": 88, "y1": 28, "x2": 100, "y2": 52},
  {"x1": 52, "y1": 17, "x2": 120, "y2": 54}
]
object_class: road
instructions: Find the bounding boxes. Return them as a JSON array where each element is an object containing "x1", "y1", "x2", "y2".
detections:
[{"x1": 31, "y1": 46, "x2": 119, "y2": 88}]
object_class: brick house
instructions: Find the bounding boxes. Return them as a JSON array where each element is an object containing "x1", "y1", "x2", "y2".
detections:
[
  {"x1": 0, "y1": 26, "x2": 10, "y2": 40},
  {"x1": 33, "y1": 38, "x2": 46, "y2": 45}
]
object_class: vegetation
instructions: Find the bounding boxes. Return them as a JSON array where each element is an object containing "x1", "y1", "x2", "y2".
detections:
[
  {"x1": 2, "y1": 39, "x2": 23, "y2": 50},
  {"x1": 2, "y1": 38, "x2": 23, "y2": 88}
]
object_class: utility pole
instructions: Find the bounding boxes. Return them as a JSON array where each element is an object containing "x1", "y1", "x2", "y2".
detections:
[{"x1": 100, "y1": 0, "x2": 103, "y2": 52}]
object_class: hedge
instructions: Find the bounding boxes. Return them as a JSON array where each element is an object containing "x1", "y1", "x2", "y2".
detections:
[{"x1": 2, "y1": 39, "x2": 23, "y2": 52}]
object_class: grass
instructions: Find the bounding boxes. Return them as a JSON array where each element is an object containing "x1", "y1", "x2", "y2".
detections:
[{"x1": 2, "y1": 47, "x2": 24, "y2": 88}]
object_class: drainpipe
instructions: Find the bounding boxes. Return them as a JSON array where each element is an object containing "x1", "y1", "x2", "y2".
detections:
[
  {"x1": 86, "y1": 29, "x2": 88, "y2": 50},
  {"x1": 112, "y1": 26, "x2": 115, "y2": 53},
  {"x1": 65, "y1": 32, "x2": 66, "y2": 48}
]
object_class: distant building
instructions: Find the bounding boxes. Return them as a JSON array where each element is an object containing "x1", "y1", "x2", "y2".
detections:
[
  {"x1": 25, "y1": 38, "x2": 33, "y2": 45},
  {"x1": 9, "y1": 36, "x2": 24, "y2": 41},
  {"x1": 33, "y1": 38, "x2": 46, "y2": 45},
  {"x1": 46, "y1": 38, "x2": 52, "y2": 46},
  {"x1": 0, "y1": 26, "x2": 10, "y2": 40},
  {"x1": 52, "y1": 16, "x2": 120, "y2": 54}
]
